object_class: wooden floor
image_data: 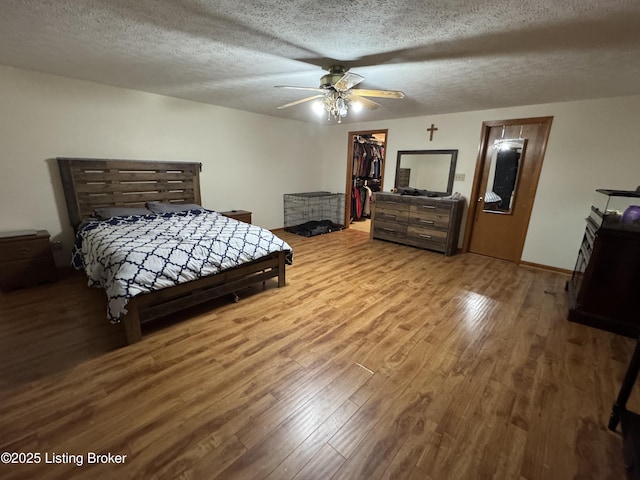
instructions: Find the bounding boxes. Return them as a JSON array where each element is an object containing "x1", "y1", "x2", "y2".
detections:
[
  {"x1": 349, "y1": 218, "x2": 371, "y2": 233},
  {"x1": 0, "y1": 229, "x2": 635, "y2": 479}
]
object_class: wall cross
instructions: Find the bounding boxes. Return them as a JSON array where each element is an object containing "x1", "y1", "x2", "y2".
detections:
[{"x1": 427, "y1": 123, "x2": 438, "y2": 141}]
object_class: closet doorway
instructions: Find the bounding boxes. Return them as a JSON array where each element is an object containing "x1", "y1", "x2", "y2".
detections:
[
  {"x1": 463, "y1": 117, "x2": 553, "y2": 262},
  {"x1": 345, "y1": 129, "x2": 388, "y2": 232}
]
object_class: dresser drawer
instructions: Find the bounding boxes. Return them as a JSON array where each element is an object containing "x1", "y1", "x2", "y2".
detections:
[
  {"x1": 407, "y1": 225, "x2": 447, "y2": 242},
  {"x1": 375, "y1": 208, "x2": 409, "y2": 224},
  {"x1": 411, "y1": 201, "x2": 452, "y2": 214},
  {"x1": 373, "y1": 219, "x2": 408, "y2": 241},
  {"x1": 0, "y1": 233, "x2": 52, "y2": 263},
  {"x1": 375, "y1": 195, "x2": 409, "y2": 224},
  {"x1": 0, "y1": 257, "x2": 58, "y2": 292},
  {"x1": 406, "y1": 226, "x2": 447, "y2": 252},
  {"x1": 376, "y1": 197, "x2": 410, "y2": 210},
  {"x1": 410, "y1": 210, "x2": 452, "y2": 230}
]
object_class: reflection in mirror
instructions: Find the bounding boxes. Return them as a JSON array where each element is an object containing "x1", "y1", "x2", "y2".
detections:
[
  {"x1": 483, "y1": 138, "x2": 527, "y2": 214},
  {"x1": 395, "y1": 150, "x2": 457, "y2": 196}
]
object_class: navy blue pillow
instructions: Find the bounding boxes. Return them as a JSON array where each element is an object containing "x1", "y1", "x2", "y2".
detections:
[
  {"x1": 146, "y1": 202, "x2": 203, "y2": 213},
  {"x1": 94, "y1": 207, "x2": 153, "y2": 219}
]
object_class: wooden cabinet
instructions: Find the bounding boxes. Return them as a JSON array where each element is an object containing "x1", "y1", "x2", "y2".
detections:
[
  {"x1": 0, "y1": 230, "x2": 57, "y2": 292},
  {"x1": 568, "y1": 190, "x2": 640, "y2": 337},
  {"x1": 371, "y1": 193, "x2": 464, "y2": 256},
  {"x1": 568, "y1": 225, "x2": 640, "y2": 337},
  {"x1": 220, "y1": 210, "x2": 252, "y2": 223}
]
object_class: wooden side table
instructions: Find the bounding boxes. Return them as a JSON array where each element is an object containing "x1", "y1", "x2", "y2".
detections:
[
  {"x1": 0, "y1": 230, "x2": 58, "y2": 292},
  {"x1": 220, "y1": 210, "x2": 252, "y2": 223}
]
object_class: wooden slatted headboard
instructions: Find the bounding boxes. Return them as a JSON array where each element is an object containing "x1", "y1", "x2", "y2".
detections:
[{"x1": 57, "y1": 157, "x2": 202, "y2": 228}]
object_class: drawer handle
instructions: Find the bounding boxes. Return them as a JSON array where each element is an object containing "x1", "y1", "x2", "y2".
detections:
[
  {"x1": 18, "y1": 247, "x2": 30, "y2": 255},
  {"x1": 419, "y1": 234, "x2": 432, "y2": 239},
  {"x1": 421, "y1": 205, "x2": 436, "y2": 209},
  {"x1": 419, "y1": 220, "x2": 434, "y2": 224},
  {"x1": 383, "y1": 228, "x2": 396, "y2": 232},
  {"x1": 385, "y1": 201, "x2": 398, "y2": 204},
  {"x1": 382, "y1": 214, "x2": 396, "y2": 219}
]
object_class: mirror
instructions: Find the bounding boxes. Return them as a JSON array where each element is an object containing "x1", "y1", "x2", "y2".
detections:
[
  {"x1": 483, "y1": 138, "x2": 527, "y2": 214},
  {"x1": 395, "y1": 149, "x2": 458, "y2": 196}
]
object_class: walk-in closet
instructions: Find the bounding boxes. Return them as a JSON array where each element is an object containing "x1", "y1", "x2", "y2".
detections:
[{"x1": 346, "y1": 130, "x2": 388, "y2": 232}]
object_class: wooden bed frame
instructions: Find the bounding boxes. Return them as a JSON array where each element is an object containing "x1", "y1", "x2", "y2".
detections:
[{"x1": 57, "y1": 157, "x2": 287, "y2": 344}]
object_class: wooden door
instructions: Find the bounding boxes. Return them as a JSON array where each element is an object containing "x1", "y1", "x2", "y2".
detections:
[{"x1": 463, "y1": 117, "x2": 553, "y2": 262}]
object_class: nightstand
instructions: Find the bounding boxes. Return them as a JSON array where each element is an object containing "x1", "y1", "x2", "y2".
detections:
[
  {"x1": 220, "y1": 210, "x2": 252, "y2": 223},
  {"x1": 0, "y1": 230, "x2": 58, "y2": 292}
]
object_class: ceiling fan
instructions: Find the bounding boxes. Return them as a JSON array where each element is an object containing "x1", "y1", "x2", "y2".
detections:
[{"x1": 275, "y1": 65, "x2": 405, "y2": 122}]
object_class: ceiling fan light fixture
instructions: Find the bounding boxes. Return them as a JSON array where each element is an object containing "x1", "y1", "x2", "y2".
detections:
[
  {"x1": 314, "y1": 92, "x2": 349, "y2": 122},
  {"x1": 275, "y1": 65, "x2": 405, "y2": 123}
]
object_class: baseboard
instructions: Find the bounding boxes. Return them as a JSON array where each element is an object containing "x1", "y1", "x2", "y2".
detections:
[{"x1": 520, "y1": 260, "x2": 572, "y2": 275}]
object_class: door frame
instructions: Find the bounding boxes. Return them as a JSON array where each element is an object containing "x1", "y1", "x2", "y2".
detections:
[
  {"x1": 462, "y1": 116, "x2": 553, "y2": 260},
  {"x1": 344, "y1": 129, "x2": 388, "y2": 228}
]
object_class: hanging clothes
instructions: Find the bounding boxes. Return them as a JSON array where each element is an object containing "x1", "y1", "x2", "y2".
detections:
[
  {"x1": 363, "y1": 184, "x2": 372, "y2": 217},
  {"x1": 352, "y1": 136, "x2": 384, "y2": 183},
  {"x1": 351, "y1": 135, "x2": 385, "y2": 221},
  {"x1": 352, "y1": 185, "x2": 363, "y2": 220}
]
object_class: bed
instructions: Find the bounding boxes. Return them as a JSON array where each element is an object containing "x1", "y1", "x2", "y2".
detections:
[{"x1": 57, "y1": 157, "x2": 292, "y2": 344}]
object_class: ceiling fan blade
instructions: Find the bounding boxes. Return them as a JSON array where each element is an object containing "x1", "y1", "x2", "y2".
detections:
[
  {"x1": 352, "y1": 88, "x2": 406, "y2": 99},
  {"x1": 349, "y1": 95, "x2": 381, "y2": 110},
  {"x1": 275, "y1": 85, "x2": 326, "y2": 93},
  {"x1": 277, "y1": 94, "x2": 324, "y2": 109},
  {"x1": 334, "y1": 72, "x2": 364, "y2": 91}
]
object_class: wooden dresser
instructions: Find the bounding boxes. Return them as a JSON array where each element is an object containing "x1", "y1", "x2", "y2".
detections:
[
  {"x1": 371, "y1": 192, "x2": 465, "y2": 256},
  {"x1": 0, "y1": 230, "x2": 58, "y2": 292},
  {"x1": 220, "y1": 210, "x2": 252, "y2": 223},
  {"x1": 567, "y1": 190, "x2": 640, "y2": 337}
]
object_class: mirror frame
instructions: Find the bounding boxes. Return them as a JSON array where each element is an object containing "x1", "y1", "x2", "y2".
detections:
[{"x1": 395, "y1": 149, "x2": 458, "y2": 196}]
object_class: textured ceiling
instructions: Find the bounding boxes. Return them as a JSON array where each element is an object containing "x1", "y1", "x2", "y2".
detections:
[{"x1": 1, "y1": 0, "x2": 640, "y2": 124}]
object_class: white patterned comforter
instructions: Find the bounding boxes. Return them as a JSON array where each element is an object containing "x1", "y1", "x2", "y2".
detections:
[{"x1": 72, "y1": 209, "x2": 293, "y2": 322}]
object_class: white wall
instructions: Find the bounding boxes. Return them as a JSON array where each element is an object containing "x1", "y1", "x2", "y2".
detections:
[
  {"x1": 320, "y1": 96, "x2": 640, "y2": 270},
  {"x1": 0, "y1": 65, "x2": 324, "y2": 264},
  {"x1": 3, "y1": 64, "x2": 640, "y2": 271}
]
